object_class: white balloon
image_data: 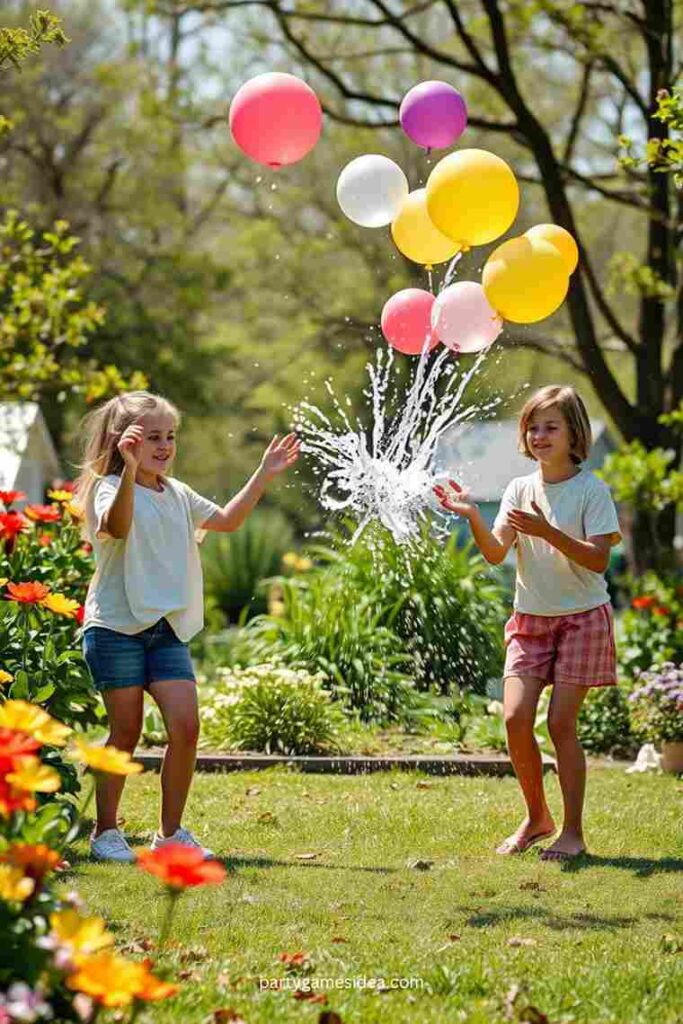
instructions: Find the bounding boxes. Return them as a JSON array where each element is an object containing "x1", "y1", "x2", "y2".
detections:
[{"x1": 336, "y1": 154, "x2": 409, "y2": 228}]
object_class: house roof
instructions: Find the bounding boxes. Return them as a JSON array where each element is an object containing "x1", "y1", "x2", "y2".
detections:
[
  {"x1": 434, "y1": 418, "x2": 612, "y2": 503},
  {"x1": 0, "y1": 403, "x2": 61, "y2": 489}
]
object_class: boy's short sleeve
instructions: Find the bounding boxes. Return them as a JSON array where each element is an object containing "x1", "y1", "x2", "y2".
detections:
[
  {"x1": 92, "y1": 477, "x2": 120, "y2": 540},
  {"x1": 181, "y1": 483, "x2": 221, "y2": 529},
  {"x1": 584, "y1": 477, "x2": 622, "y2": 545},
  {"x1": 493, "y1": 478, "x2": 518, "y2": 534}
]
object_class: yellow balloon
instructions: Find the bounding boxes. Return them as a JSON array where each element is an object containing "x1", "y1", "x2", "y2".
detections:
[
  {"x1": 391, "y1": 188, "x2": 460, "y2": 268},
  {"x1": 524, "y1": 223, "x2": 579, "y2": 274},
  {"x1": 482, "y1": 236, "x2": 569, "y2": 324},
  {"x1": 426, "y1": 149, "x2": 519, "y2": 248}
]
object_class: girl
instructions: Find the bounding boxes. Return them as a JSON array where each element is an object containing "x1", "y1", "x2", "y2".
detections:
[
  {"x1": 77, "y1": 391, "x2": 299, "y2": 863},
  {"x1": 434, "y1": 385, "x2": 621, "y2": 861}
]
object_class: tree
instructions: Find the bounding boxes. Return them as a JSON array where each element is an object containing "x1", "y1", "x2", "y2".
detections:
[{"x1": 160, "y1": 0, "x2": 683, "y2": 567}]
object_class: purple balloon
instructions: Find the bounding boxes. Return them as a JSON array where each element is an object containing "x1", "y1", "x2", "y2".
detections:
[{"x1": 399, "y1": 81, "x2": 468, "y2": 150}]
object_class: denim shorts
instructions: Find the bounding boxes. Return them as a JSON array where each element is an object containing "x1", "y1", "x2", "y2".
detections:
[{"x1": 83, "y1": 619, "x2": 196, "y2": 691}]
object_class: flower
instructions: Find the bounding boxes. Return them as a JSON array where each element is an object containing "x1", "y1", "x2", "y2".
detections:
[
  {"x1": 632, "y1": 595, "x2": 657, "y2": 610},
  {"x1": 653, "y1": 605, "x2": 671, "y2": 617},
  {"x1": 75, "y1": 605, "x2": 85, "y2": 625},
  {"x1": 0, "y1": 700, "x2": 71, "y2": 746},
  {"x1": 38, "y1": 533, "x2": 52, "y2": 547},
  {"x1": 6, "y1": 756, "x2": 62, "y2": 794},
  {"x1": 41, "y1": 593, "x2": 81, "y2": 619},
  {"x1": 24, "y1": 504, "x2": 61, "y2": 523},
  {"x1": 47, "y1": 490, "x2": 74, "y2": 503},
  {"x1": 3, "y1": 982, "x2": 52, "y2": 1023},
  {"x1": 6, "y1": 581, "x2": 51, "y2": 604},
  {"x1": 69, "y1": 737, "x2": 143, "y2": 775},
  {"x1": 0, "y1": 512, "x2": 29, "y2": 538},
  {"x1": 65, "y1": 501, "x2": 85, "y2": 521},
  {"x1": 0, "y1": 778, "x2": 36, "y2": 816},
  {"x1": 0, "y1": 490, "x2": 27, "y2": 507},
  {"x1": 0, "y1": 864, "x2": 35, "y2": 902},
  {"x1": 0, "y1": 670, "x2": 13, "y2": 685},
  {"x1": 137, "y1": 843, "x2": 226, "y2": 889},
  {"x1": 66, "y1": 953, "x2": 176, "y2": 1007},
  {"x1": 50, "y1": 909, "x2": 114, "y2": 954},
  {"x1": 2, "y1": 843, "x2": 61, "y2": 884}
]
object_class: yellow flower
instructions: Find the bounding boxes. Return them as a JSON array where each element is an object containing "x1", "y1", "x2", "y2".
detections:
[
  {"x1": 0, "y1": 700, "x2": 71, "y2": 747},
  {"x1": 69, "y1": 737, "x2": 143, "y2": 776},
  {"x1": 65, "y1": 501, "x2": 84, "y2": 521},
  {"x1": 0, "y1": 864, "x2": 35, "y2": 903},
  {"x1": 281, "y1": 552, "x2": 298, "y2": 569},
  {"x1": 66, "y1": 952, "x2": 149, "y2": 1007},
  {"x1": 6, "y1": 756, "x2": 62, "y2": 793},
  {"x1": 295, "y1": 556, "x2": 313, "y2": 572},
  {"x1": 0, "y1": 669, "x2": 13, "y2": 685},
  {"x1": 47, "y1": 490, "x2": 74, "y2": 503},
  {"x1": 41, "y1": 593, "x2": 81, "y2": 619},
  {"x1": 50, "y1": 909, "x2": 114, "y2": 954},
  {"x1": 0, "y1": 578, "x2": 7, "y2": 587}
]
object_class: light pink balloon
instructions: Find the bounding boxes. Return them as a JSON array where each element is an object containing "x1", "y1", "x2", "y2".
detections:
[
  {"x1": 431, "y1": 281, "x2": 502, "y2": 353},
  {"x1": 381, "y1": 289, "x2": 440, "y2": 356},
  {"x1": 229, "y1": 73, "x2": 322, "y2": 168}
]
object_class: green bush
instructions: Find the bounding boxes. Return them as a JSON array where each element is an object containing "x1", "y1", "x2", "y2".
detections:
[
  {"x1": 246, "y1": 571, "x2": 417, "y2": 724},
  {"x1": 315, "y1": 525, "x2": 508, "y2": 695},
  {"x1": 199, "y1": 664, "x2": 343, "y2": 754},
  {"x1": 577, "y1": 685, "x2": 635, "y2": 756},
  {"x1": 618, "y1": 573, "x2": 683, "y2": 683},
  {"x1": 201, "y1": 509, "x2": 295, "y2": 622}
]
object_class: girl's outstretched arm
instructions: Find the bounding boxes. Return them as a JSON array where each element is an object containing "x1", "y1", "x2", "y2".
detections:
[
  {"x1": 434, "y1": 480, "x2": 515, "y2": 565},
  {"x1": 203, "y1": 433, "x2": 300, "y2": 533}
]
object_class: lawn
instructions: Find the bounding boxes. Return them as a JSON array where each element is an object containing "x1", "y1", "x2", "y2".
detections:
[{"x1": 73, "y1": 766, "x2": 683, "y2": 1024}]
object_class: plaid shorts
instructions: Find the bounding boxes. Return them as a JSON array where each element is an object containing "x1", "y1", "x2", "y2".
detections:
[{"x1": 503, "y1": 603, "x2": 617, "y2": 688}]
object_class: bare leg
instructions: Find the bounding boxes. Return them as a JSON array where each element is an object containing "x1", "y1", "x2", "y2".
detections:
[
  {"x1": 541, "y1": 683, "x2": 590, "y2": 860},
  {"x1": 497, "y1": 674, "x2": 556, "y2": 854},
  {"x1": 94, "y1": 686, "x2": 144, "y2": 836},
  {"x1": 148, "y1": 679, "x2": 199, "y2": 837}
]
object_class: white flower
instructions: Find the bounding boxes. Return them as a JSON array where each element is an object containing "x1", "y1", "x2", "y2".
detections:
[{"x1": 5, "y1": 983, "x2": 53, "y2": 1022}]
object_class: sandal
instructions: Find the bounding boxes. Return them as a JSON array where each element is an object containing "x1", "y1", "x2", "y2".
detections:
[{"x1": 496, "y1": 829, "x2": 556, "y2": 855}]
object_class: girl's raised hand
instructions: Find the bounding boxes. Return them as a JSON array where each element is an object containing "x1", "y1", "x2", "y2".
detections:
[
  {"x1": 260, "y1": 433, "x2": 301, "y2": 480},
  {"x1": 433, "y1": 479, "x2": 477, "y2": 518},
  {"x1": 117, "y1": 420, "x2": 145, "y2": 471}
]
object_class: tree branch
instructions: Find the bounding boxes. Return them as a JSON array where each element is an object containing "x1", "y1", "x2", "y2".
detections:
[{"x1": 563, "y1": 60, "x2": 593, "y2": 164}]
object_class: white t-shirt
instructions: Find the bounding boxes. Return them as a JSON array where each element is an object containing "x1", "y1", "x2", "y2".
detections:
[
  {"x1": 493, "y1": 468, "x2": 621, "y2": 617},
  {"x1": 83, "y1": 475, "x2": 220, "y2": 641}
]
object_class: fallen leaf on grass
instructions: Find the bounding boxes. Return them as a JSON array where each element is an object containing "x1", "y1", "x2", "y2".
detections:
[
  {"x1": 415, "y1": 780, "x2": 432, "y2": 790},
  {"x1": 178, "y1": 969, "x2": 204, "y2": 982},
  {"x1": 210, "y1": 1010, "x2": 247, "y2": 1023},
  {"x1": 257, "y1": 811, "x2": 277, "y2": 824},
  {"x1": 503, "y1": 983, "x2": 551, "y2": 1023},
  {"x1": 519, "y1": 881, "x2": 546, "y2": 892},
  {"x1": 319, "y1": 1013, "x2": 343, "y2": 1024},
  {"x1": 407, "y1": 858, "x2": 434, "y2": 871},
  {"x1": 245, "y1": 786, "x2": 261, "y2": 797},
  {"x1": 179, "y1": 946, "x2": 210, "y2": 963},
  {"x1": 294, "y1": 991, "x2": 327, "y2": 1003},
  {"x1": 448, "y1": 934, "x2": 461, "y2": 942},
  {"x1": 295, "y1": 852, "x2": 319, "y2": 860},
  {"x1": 507, "y1": 937, "x2": 537, "y2": 948},
  {"x1": 330, "y1": 936, "x2": 348, "y2": 944},
  {"x1": 278, "y1": 951, "x2": 310, "y2": 968}
]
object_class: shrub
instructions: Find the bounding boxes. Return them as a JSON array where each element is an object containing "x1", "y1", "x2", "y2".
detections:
[
  {"x1": 199, "y1": 664, "x2": 343, "y2": 754},
  {"x1": 618, "y1": 572, "x2": 683, "y2": 683},
  {"x1": 628, "y1": 663, "x2": 683, "y2": 743},
  {"x1": 201, "y1": 509, "x2": 295, "y2": 622},
  {"x1": 312, "y1": 524, "x2": 508, "y2": 695},
  {"x1": 577, "y1": 685, "x2": 635, "y2": 756},
  {"x1": 246, "y1": 571, "x2": 417, "y2": 724}
]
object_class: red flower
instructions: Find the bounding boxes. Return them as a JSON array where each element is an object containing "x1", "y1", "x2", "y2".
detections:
[
  {"x1": 137, "y1": 843, "x2": 226, "y2": 889},
  {"x1": 653, "y1": 605, "x2": 671, "y2": 617},
  {"x1": 38, "y1": 533, "x2": 52, "y2": 547},
  {"x1": 75, "y1": 605, "x2": 85, "y2": 625},
  {"x1": 24, "y1": 504, "x2": 61, "y2": 524},
  {"x1": 0, "y1": 843, "x2": 61, "y2": 884},
  {"x1": 6, "y1": 581, "x2": 51, "y2": 604},
  {"x1": 0, "y1": 491, "x2": 27, "y2": 507},
  {"x1": 631, "y1": 595, "x2": 656, "y2": 610},
  {"x1": 0, "y1": 777, "x2": 37, "y2": 816},
  {"x1": 0, "y1": 728, "x2": 40, "y2": 774},
  {"x1": 0, "y1": 512, "x2": 29, "y2": 539},
  {"x1": 80, "y1": 543, "x2": 93, "y2": 556},
  {"x1": 51, "y1": 479, "x2": 75, "y2": 494}
]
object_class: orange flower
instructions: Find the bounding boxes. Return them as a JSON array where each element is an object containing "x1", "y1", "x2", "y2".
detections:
[
  {"x1": 137, "y1": 843, "x2": 226, "y2": 889},
  {"x1": 653, "y1": 605, "x2": 671, "y2": 617},
  {"x1": 0, "y1": 727, "x2": 41, "y2": 771},
  {"x1": 24, "y1": 504, "x2": 61, "y2": 523},
  {"x1": 1, "y1": 843, "x2": 61, "y2": 884},
  {"x1": 67, "y1": 953, "x2": 176, "y2": 1007},
  {"x1": 631, "y1": 595, "x2": 656, "y2": 611},
  {"x1": 0, "y1": 777, "x2": 37, "y2": 816},
  {"x1": 38, "y1": 533, "x2": 52, "y2": 547},
  {"x1": 137, "y1": 963, "x2": 179, "y2": 1001},
  {"x1": 6, "y1": 581, "x2": 51, "y2": 604}
]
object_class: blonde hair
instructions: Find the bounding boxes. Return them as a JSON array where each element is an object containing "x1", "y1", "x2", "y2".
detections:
[
  {"x1": 518, "y1": 385, "x2": 591, "y2": 465},
  {"x1": 74, "y1": 391, "x2": 180, "y2": 518}
]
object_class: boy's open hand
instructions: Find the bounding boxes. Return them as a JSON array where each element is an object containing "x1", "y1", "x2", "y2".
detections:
[
  {"x1": 433, "y1": 479, "x2": 476, "y2": 518},
  {"x1": 506, "y1": 500, "x2": 551, "y2": 538},
  {"x1": 260, "y1": 433, "x2": 301, "y2": 480}
]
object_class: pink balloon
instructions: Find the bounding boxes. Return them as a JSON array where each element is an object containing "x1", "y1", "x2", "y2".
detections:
[
  {"x1": 229, "y1": 73, "x2": 322, "y2": 168},
  {"x1": 431, "y1": 282, "x2": 502, "y2": 353},
  {"x1": 400, "y1": 81, "x2": 467, "y2": 150},
  {"x1": 381, "y1": 289, "x2": 440, "y2": 356}
]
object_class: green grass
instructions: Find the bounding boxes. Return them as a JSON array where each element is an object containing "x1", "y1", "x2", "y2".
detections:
[{"x1": 72, "y1": 767, "x2": 683, "y2": 1023}]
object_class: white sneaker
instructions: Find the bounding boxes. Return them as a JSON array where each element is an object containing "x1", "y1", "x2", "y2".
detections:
[
  {"x1": 91, "y1": 828, "x2": 136, "y2": 864},
  {"x1": 151, "y1": 826, "x2": 214, "y2": 859}
]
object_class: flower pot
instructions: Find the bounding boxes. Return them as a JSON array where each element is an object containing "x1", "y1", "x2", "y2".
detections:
[{"x1": 661, "y1": 741, "x2": 683, "y2": 774}]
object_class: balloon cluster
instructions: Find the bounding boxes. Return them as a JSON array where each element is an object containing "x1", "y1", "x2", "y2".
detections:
[{"x1": 228, "y1": 74, "x2": 578, "y2": 357}]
